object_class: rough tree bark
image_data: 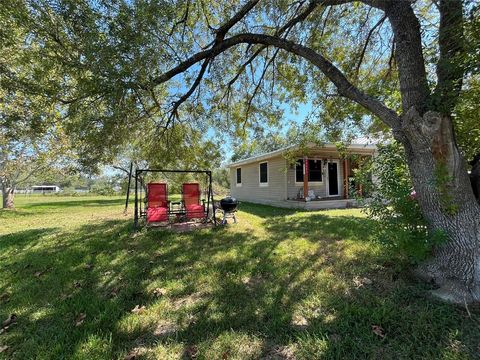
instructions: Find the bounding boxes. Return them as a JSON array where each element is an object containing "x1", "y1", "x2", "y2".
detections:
[
  {"x1": 2, "y1": 185, "x2": 15, "y2": 209},
  {"x1": 395, "y1": 110, "x2": 480, "y2": 303},
  {"x1": 383, "y1": 0, "x2": 480, "y2": 303}
]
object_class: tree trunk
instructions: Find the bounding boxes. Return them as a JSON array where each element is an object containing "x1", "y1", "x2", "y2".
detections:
[
  {"x1": 395, "y1": 109, "x2": 480, "y2": 304},
  {"x1": 2, "y1": 186, "x2": 15, "y2": 209}
]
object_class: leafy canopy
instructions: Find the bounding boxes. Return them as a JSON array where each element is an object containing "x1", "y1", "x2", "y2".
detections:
[{"x1": 2, "y1": 0, "x2": 479, "y2": 167}]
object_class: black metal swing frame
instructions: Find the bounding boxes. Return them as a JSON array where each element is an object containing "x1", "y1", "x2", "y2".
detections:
[{"x1": 133, "y1": 168, "x2": 216, "y2": 229}]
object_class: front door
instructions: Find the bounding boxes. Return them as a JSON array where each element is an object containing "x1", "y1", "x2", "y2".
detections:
[{"x1": 327, "y1": 162, "x2": 339, "y2": 196}]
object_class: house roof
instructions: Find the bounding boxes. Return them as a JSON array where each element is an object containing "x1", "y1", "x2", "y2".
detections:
[{"x1": 227, "y1": 140, "x2": 377, "y2": 168}]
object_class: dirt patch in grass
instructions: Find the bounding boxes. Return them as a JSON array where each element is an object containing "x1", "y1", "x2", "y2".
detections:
[
  {"x1": 262, "y1": 344, "x2": 297, "y2": 360},
  {"x1": 153, "y1": 320, "x2": 178, "y2": 337},
  {"x1": 173, "y1": 291, "x2": 206, "y2": 309},
  {"x1": 148, "y1": 221, "x2": 214, "y2": 233}
]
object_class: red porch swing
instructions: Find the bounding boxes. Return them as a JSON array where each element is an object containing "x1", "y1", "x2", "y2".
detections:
[{"x1": 132, "y1": 168, "x2": 216, "y2": 229}]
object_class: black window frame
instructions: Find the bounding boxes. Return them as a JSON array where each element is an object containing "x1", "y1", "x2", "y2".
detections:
[
  {"x1": 236, "y1": 167, "x2": 242, "y2": 185},
  {"x1": 259, "y1": 161, "x2": 268, "y2": 185}
]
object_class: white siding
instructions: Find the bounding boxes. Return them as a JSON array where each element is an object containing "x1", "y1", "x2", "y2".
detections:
[{"x1": 230, "y1": 156, "x2": 287, "y2": 201}]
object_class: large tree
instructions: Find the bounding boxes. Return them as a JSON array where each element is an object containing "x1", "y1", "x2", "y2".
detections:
[{"x1": 6, "y1": 0, "x2": 480, "y2": 303}]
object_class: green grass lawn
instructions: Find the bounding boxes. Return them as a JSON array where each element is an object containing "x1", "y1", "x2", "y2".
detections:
[{"x1": 0, "y1": 195, "x2": 479, "y2": 359}]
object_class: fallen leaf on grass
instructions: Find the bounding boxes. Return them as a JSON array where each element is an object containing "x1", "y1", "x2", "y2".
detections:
[
  {"x1": 84, "y1": 263, "x2": 94, "y2": 270},
  {"x1": 75, "y1": 313, "x2": 86, "y2": 327},
  {"x1": 152, "y1": 287, "x2": 167, "y2": 297},
  {"x1": 131, "y1": 305, "x2": 146, "y2": 314},
  {"x1": 0, "y1": 345, "x2": 9, "y2": 353},
  {"x1": 73, "y1": 281, "x2": 82, "y2": 289},
  {"x1": 34, "y1": 270, "x2": 45, "y2": 277},
  {"x1": 371, "y1": 325, "x2": 386, "y2": 338},
  {"x1": 353, "y1": 276, "x2": 373, "y2": 288},
  {"x1": 184, "y1": 345, "x2": 198, "y2": 359},
  {"x1": 2, "y1": 314, "x2": 17, "y2": 328}
]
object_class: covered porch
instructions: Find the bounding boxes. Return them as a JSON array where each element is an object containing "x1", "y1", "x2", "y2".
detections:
[{"x1": 286, "y1": 154, "x2": 367, "y2": 202}]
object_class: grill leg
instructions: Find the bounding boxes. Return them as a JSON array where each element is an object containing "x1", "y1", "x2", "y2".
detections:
[
  {"x1": 222, "y1": 211, "x2": 227, "y2": 225},
  {"x1": 233, "y1": 213, "x2": 237, "y2": 224}
]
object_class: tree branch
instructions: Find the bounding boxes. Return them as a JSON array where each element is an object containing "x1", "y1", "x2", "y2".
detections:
[
  {"x1": 245, "y1": 48, "x2": 281, "y2": 121},
  {"x1": 149, "y1": 32, "x2": 400, "y2": 128},
  {"x1": 112, "y1": 164, "x2": 131, "y2": 176},
  {"x1": 168, "y1": 0, "x2": 191, "y2": 38},
  {"x1": 214, "y1": 0, "x2": 260, "y2": 41},
  {"x1": 355, "y1": 15, "x2": 387, "y2": 77},
  {"x1": 165, "y1": 57, "x2": 211, "y2": 128},
  {"x1": 222, "y1": 0, "x2": 315, "y2": 93}
]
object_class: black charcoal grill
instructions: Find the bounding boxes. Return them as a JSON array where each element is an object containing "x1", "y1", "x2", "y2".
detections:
[{"x1": 218, "y1": 196, "x2": 238, "y2": 224}]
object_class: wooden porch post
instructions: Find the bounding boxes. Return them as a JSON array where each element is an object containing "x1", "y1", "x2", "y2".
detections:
[{"x1": 303, "y1": 156, "x2": 309, "y2": 200}]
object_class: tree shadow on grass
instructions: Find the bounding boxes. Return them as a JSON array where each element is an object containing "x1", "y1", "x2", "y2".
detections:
[
  {"x1": 120, "y1": 208, "x2": 478, "y2": 359},
  {"x1": 0, "y1": 209, "x2": 32, "y2": 218},
  {"x1": 238, "y1": 201, "x2": 299, "y2": 219},
  {"x1": 1, "y1": 209, "x2": 479, "y2": 359},
  {"x1": 0, "y1": 228, "x2": 59, "y2": 259},
  {"x1": 22, "y1": 197, "x2": 124, "y2": 209}
]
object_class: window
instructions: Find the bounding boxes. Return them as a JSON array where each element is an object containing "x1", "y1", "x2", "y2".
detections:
[
  {"x1": 295, "y1": 159, "x2": 322, "y2": 182},
  {"x1": 295, "y1": 159, "x2": 304, "y2": 182},
  {"x1": 259, "y1": 162, "x2": 268, "y2": 185},
  {"x1": 236, "y1": 168, "x2": 242, "y2": 186},
  {"x1": 309, "y1": 159, "x2": 322, "y2": 182}
]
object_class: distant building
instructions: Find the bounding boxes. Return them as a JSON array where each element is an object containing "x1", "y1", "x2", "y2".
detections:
[
  {"x1": 74, "y1": 187, "x2": 90, "y2": 193},
  {"x1": 32, "y1": 185, "x2": 61, "y2": 193}
]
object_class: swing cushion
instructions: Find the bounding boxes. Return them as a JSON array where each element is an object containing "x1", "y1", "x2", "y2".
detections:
[
  {"x1": 147, "y1": 183, "x2": 169, "y2": 223},
  {"x1": 185, "y1": 204, "x2": 204, "y2": 219},
  {"x1": 147, "y1": 206, "x2": 168, "y2": 222},
  {"x1": 182, "y1": 183, "x2": 205, "y2": 219}
]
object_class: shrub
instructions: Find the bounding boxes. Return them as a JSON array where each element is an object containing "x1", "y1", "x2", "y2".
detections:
[
  {"x1": 356, "y1": 142, "x2": 446, "y2": 262},
  {"x1": 90, "y1": 181, "x2": 115, "y2": 196}
]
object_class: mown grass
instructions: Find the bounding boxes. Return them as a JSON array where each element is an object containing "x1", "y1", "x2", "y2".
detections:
[{"x1": 0, "y1": 195, "x2": 479, "y2": 359}]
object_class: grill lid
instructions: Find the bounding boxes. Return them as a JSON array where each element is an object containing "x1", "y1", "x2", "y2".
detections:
[
  {"x1": 219, "y1": 196, "x2": 238, "y2": 212},
  {"x1": 220, "y1": 196, "x2": 238, "y2": 205}
]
